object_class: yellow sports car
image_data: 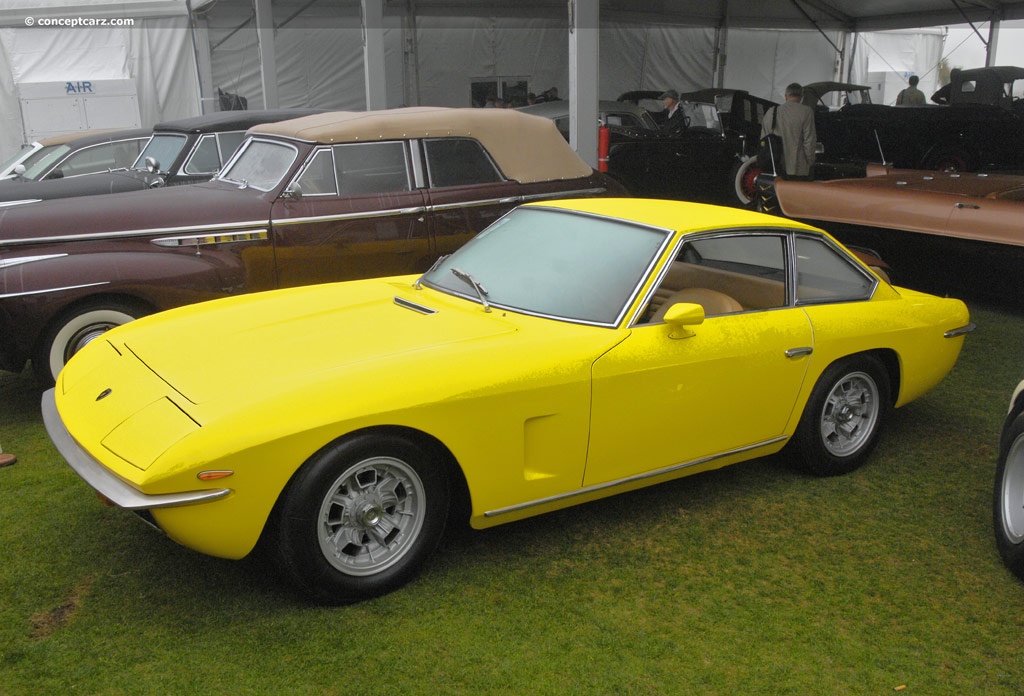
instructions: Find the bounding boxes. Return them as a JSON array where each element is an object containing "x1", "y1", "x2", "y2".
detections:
[{"x1": 43, "y1": 198, "x2": 974, "y2": 604}]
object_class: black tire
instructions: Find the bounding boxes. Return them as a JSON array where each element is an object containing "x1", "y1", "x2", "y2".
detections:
[
  {"x1": 272, "y1": 432, "x2": 450, "y2": 604},
  {"x1": 34, "y1": 300, "x2": 147, "y2": 386},
  {"x1": 791, "y1": 354, "x2": 891, "y2": 476},
  {"x1": 994, "y1": 413, "x2": 1024, "y2": 581}
]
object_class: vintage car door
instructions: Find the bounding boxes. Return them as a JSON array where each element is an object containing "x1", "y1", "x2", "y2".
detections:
[
  {"x1": 584, "y1": 232, "x2": 814, "y2": 487},
  {"x1": 585, "y1": 308, "x2": 813, "y2": 486},
  {"x1": 269, "y1": 141, "x2": 431, "y2": 288}
]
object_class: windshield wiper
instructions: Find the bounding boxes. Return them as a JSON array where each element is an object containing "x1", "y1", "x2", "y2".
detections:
[
  {"x1": 450, "y1": 267, "x2": 491, "y2": 312},
  {"x1": 415, "y1": 254, "x2": 450, "y2": 289}
]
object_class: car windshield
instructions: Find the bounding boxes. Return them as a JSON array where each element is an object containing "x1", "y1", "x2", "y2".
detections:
[
  {"x1": 19, "y1": 145, "x2": 71, "y2": 179},
  {"x1": 218, "y1": 138, "x2": 298, "y2": 191},
  {"x1": 681, "y1": 101, "x2": 723, "y2": 132},
  {"x1": 133, "y1": 133, "x2": 187, "y2": 173},
  {"x1": 421, "y1": 206, "x2": 670, "y2": 325}
]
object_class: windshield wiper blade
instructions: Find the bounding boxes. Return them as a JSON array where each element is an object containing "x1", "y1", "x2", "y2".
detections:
[
  {"x1": 450, "y1": 267, "x2": 490, "y2": 312},
  {"x1": 415, "y1": 253, "x2": 450, "y2": 289}
]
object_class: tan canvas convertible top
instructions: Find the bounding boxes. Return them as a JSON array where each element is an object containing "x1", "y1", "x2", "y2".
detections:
[{"x1": 250, "y1": 106, "x2": 594, "y2": 184}]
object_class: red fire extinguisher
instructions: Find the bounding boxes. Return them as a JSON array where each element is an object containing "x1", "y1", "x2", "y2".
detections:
[{"x1": 598, "y1": 125, "x2": 610, "y2": 173}]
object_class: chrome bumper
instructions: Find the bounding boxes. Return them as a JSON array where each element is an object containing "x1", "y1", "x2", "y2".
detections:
[{"x1": 42, "y1": 388, "x2": 229, "y2": 510}]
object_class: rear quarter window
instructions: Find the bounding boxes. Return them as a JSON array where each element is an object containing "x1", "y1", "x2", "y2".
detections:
[{"x1": 423, "y1": 138, "x2": 503, "y2": 187}]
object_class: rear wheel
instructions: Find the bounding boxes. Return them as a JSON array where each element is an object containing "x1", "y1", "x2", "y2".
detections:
[
  {"x1": 272, "y1": 433, "x2": 450, "y2": 604},
  {"x1": 792, "y1": 355, "x2": 890, "y2": 476},
  {"x1": 34, "y1": 300, "x2": 147, "y2": 386},
  {"x1": 731, "y1": 156, "x2": 762, "y2": 207},
  {"x1": 994, "y1": 413, "x2": 1024, "y2": 581}
]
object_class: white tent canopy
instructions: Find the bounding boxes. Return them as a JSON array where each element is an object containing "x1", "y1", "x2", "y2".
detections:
[{"x1": 0, "y1": 0, "x2": 1016, "y2": 163}]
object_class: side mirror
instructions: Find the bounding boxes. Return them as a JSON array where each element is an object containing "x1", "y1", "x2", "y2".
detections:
[
  {"x1": 280, "y1": 182, "x2": 303, "y2": 201},
  {"x1": 144, "y1": 156, "x2": 161, "y2": 174},
  {"x1": 12, "y1": 164, "x2": 26, "y2": 177},
  {"x1": 663, "y1": 302, "x2": 704, "y2": 339}
]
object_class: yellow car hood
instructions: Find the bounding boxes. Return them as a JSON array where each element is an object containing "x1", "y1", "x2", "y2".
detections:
[{"x1": 111, "y1": 278, "x2": 520, "y2": 405}]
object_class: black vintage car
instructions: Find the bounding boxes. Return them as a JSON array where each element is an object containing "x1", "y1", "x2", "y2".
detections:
[
  {"x1": 806, "y1": 70, "x2": 1024, "y2": 174},
  {"x1": 613, "y1": 88, "x2": 777, "y2": 206},
  {"x1": 0, "y1": 110, "x2": 323, "y2": 205}
]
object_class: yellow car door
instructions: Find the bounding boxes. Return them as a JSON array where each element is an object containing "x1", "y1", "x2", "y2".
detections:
[{"x1": 585, "y1": 307, "x2": 813, "y2": 487}]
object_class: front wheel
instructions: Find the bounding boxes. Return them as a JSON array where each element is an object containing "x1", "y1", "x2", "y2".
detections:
[
  {"x1": 272, "y1": 433, "x2": 450, "y2": 604},
  {"x1": 791, "y1": 355, "x2": 890, "y2": 476},
  {"x1": 34, "y1": 301, "x2": 147, "y2": 386},
  {"x1": 994, "y1": 413, "x2": 1024, "y2": 581}
]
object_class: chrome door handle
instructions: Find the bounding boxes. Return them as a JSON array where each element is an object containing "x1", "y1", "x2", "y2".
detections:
[{"x1": 785, "y1": 347, "x2": 813, "y2": 358}]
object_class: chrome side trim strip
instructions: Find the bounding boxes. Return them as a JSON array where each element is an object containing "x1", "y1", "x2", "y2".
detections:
[
  {"x1": 1, "y1": 218, "x2": 270, "y2": 247},
  {"x1": 0, "y1": 281, "x2": 109, "y2": 299},
  {"x1": 0, "y1": 253, "x2": 68, "y2": 269},
  {"x1": 945, "y1": 322, "x2": 976, "y2": 338},
  {"x1": 152, "y1": 229, "x2": 268, "y2": 248},
  {"x1": 41, "y1": 389, "x2": 230, "y2": 510},
  {"x1": 483, "y1": 436, "x2": 788, "y2": 518},
  {"x1": 429, "y1": 196, "x2": 520, "y2": 212},
  {"x1": 272, "y1": 206, "x2": 427, "y2": 226},
  {"x1": 0, "y1": 199, "x2": 41, "y2": 208}
]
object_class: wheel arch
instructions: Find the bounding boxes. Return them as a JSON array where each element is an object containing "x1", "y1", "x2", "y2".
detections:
[
  {"x1": 31, "y1": 291, "x2": 158, "y2": 357},
  {"x1": 261, "y1": 423, "x2": 472, "y2": 547}
]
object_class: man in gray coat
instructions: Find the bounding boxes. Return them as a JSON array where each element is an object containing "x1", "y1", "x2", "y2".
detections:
[{"x1": 762, "y1": 83, "x2": 817, "y2": 178}]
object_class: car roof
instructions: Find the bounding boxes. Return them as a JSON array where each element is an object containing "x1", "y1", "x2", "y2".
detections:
[
  {"x1": 151, "y1": 109, "x2": 326, "y2": 134},
  {"x1": 251, "y1": 107, "x2": 595, "y2": 184},
  {"x1": 524, "y1": 197, "x2": 820, "y2": 233},
  {"x1": 957, "y1": 66, "x2": 1024, "y2": 82},
  {"x1": 36, "y1": 128, "x2": 151, "y2": 147}
]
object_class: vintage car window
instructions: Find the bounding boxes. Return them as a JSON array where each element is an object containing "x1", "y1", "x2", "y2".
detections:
[
  {"x1": 295, "y1": 148, "x2": 338, "y2": 195},
  {"x1": 334, "y1": 142, "x2": 410, "y2": 195},
  {"x1": 182, "y1": 132, "x2": 247, "y2": 175},
  {"x1": 134, "y1": 133, "x2": 187, "y2": 173},
  {"x1": 218, "y1": 139, "x2": 298, "y2": 191},
  {"x1": 423, "y1": 138, "x2": 503, "y2": 188},
  {"x1": 637, "y1": 233, "x2": 788, "y2": 320},
  {"x1": 681, "y1": 102, "x2": 723, "y2": 133},
  {"x1": 43, "y1": 140, "x2": 143, "y2": 178},
  {"x1": 183, "y1": 134, "x2": 221, "y2": 174},
  {"x1": 684, "y1": 234, "x2": 786, "y2": 274},
  {"x1": 0, "y1": 144, "x2": 37, "y2": 173},
  {"x1": 423, "y1": 206, "x2": 669, "y2": 325},
  {"x1": 794, "y1": 235, "x2": 875, "y2": 304},
  {"x1": 19, "y1": 145, "x2": 71, "y2": 179}
]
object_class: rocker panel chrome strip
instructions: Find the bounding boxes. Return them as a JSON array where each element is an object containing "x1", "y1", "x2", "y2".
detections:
[{"x1": 483, "y1": 436, "x2": 788, "y2": 518}]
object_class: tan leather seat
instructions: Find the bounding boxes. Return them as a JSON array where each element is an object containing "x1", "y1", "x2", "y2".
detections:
[{"x1": 650, "y1": 287, "x2": 743, "y2": 322}]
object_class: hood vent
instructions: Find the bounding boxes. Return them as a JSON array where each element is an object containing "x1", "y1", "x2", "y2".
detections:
[{"x1": 393, "y1": 296, "x2": 437, "y2": 315}]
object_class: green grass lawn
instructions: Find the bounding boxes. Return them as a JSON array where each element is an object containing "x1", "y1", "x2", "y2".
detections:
[{"x1": 2, "y1": 301, "x2": 1024, "y2": 695}]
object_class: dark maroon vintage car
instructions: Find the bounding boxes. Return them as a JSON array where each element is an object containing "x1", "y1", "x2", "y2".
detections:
[{"x1": 0, "y1": 107, "x2": 625, "y2": 384}]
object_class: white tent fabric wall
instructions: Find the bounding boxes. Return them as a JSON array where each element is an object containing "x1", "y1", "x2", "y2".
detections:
[
  {"x1": 847, "y1": 30, "x2": 945, "y2": 104},
  {"x1": 0, "y1": 19, "x2": 200, "y2": 160},
  {"x1": 200, "y1": 2, "x2": 395, "y2": 111},
  {"x1": 200, "y1": 10, "x2": 843, "y2": 111},
  {"x1": 723, "y1": 28, "x2": 846, "y2": 101}
]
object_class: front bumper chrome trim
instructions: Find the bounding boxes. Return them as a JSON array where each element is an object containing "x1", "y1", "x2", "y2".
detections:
[{"x1": 42, "y1": 389, "x2": 230, "y2": 510}]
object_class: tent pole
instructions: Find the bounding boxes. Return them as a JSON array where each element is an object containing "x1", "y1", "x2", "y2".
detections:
[
  {"x1": 568, "y1": 0, "x2": 599, "y2": 168},
  {"x1": 253, "y1": 0, "x2": 278, "y2": 108}
]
